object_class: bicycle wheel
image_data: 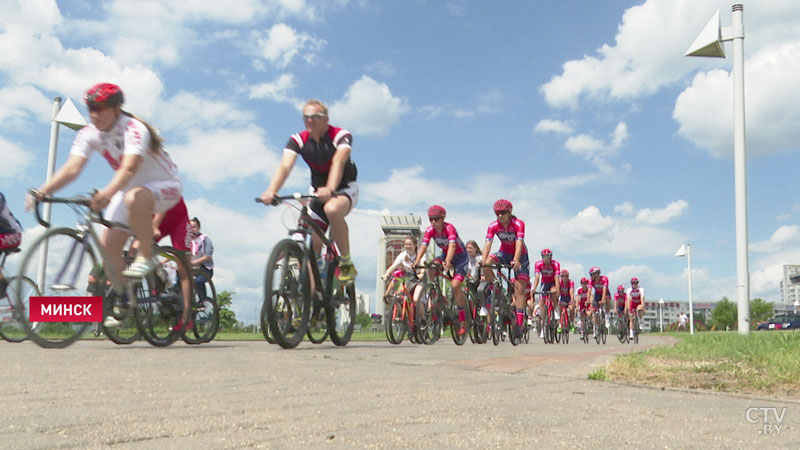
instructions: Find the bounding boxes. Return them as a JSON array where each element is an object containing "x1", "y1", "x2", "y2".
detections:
[
  {"x1": 260, "y1": 305, "x2": 276, "y2": 344},
  {"x1": 307, "y1": 299, "x2": 330, "y2": 344},
  {"x1": 263, "y1": 239, "x2": 311, "y2": 349},
  {"x1": 386, "y1": 296, "x2": 406, "y2": 345},
  {"x1": 186, "y1": 274, "x2": 219, "y2": 344},
  {"x1": 561, "y1": 313, "x2": 570, "y2": 344},
  {"x1": 0, "y1": 275, "x2": 39, "y2": 342},
  {"x1": 450, "y1": 296, "x2": 469, "y2": 346},
  {"x1": 419, "y1": 284, "x2": 439, "y2": 345},
  {"x1": 326, "y1": 264, "x2": 356, "y2": 346},
  {"x1": 491, "y1": 306, "x2": 501, "y2": 346},
  {"x1": 135, "y1": 246, "x2": 186, "y2": 347},
  {"x1": 470, "y1": 291, "x2": 487, "y2": 344},
  {"x1": 15, "y1": 228, "x2": 93, "y2": 348},
  {"x1": 102, "y1": 286, "x2": 141, "y2": 345},
  {"x1": 633, "y1": 315, "x2": 639, "y2": 344},
  {"x1": 616, "y1": 315, "x2": 626, "y2": 343}
]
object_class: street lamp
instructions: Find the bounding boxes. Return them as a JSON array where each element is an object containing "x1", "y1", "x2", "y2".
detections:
[
  {"x1": 675, "y1": 244, "x2": 695, "y2": 335},
  {"x1": 659, "y1": 298, "x2": 664, "y2": 333},
  {"x1": 685, "y1": 4, "x2": 749, "y2": 335}
]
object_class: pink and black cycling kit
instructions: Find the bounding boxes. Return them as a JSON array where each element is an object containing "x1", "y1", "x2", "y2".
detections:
[{"x1": 422, "y1": 222, "x2": 468, "y2": 281}]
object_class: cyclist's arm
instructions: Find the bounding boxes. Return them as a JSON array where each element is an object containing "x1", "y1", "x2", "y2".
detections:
[
  {"x1": 34, "y1": 154, "x2": 88, "y2": 197},
  {"x1": 532, "y1": 272, "x2": 541, "y2": 291},
  {"x1": 413, "y1": 243, "x2": 428, "y2": 267},
  {"x1": 480, "y1": 240, "x2": 492, "y2": 266},
  {"x1": 444, "y1": 242, "x2": 456, "y2": 266},
  {"x1": 512, "y1": 239, "x2": 523, "y2": 267},
  {"x1": 260, "y1": 150, "x2": 297, "y2": 203},
  {"x1": 152, "y1": 211, "x2": 166, "y2": 240},
  {"x1": 382, "y1": 253, "x2": 403, "y2": 279}
]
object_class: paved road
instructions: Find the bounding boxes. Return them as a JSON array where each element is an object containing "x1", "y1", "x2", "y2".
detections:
[{"x1": 0, "y1": 334, "x2": 797, "y2": 449}]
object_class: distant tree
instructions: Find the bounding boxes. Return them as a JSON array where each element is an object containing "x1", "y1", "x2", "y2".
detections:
[
  {"x1": 711, "y1": 297, "x2": 737, "y2": 330},
  {"x1": 217, "y1": 290, "x2": 238, "y2": 331},
  {"x1": 749, "y1": 297, "x2": 773, "y2": 328},
  {"x1": 356, "y1": 311, "x2": 371, "y2": 329}
]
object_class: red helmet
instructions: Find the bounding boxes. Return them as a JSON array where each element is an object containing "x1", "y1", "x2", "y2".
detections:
[
  {"x1": 493, "y1": 199, "x2": 513, "y2": 214},
  {"x1": 560, "y1": 269, "x2": 569, "y2": 277},
  {"x1": 580, "y1": 277, "x2": 589, "y2": 284},
  {"x1": 631, "y1": 277, "x2": 639, "y2": 284},
  {"x1": 541, "y1": 248, "x2": 552, "y2": 257},
  {"x1": 85, "y1": 83, "x2": 124, "y2": 107},
  {"x1": 617, "y1": 285, "x2": 625, "y2": 292},
  {"x1": 427, "y1": 205, "x2": 446, "y2": 217},
  {"x1": 589, "y1": 267, "x2": 601, "y2": 275}
]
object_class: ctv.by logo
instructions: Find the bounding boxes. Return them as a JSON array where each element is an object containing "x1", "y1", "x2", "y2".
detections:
[{"x1": 745, "y1": 407, "x2": 787, "y2": 435}]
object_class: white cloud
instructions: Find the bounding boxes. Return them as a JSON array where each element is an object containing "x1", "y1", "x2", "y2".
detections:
[
  {"x1": 750, "y1": 225, "x2": 800, "y2": 253},
  {"x1": 614, "y1": 201, "x2": 635, "y2": 216},
  {"x1": 0, "y1": 85, "x2": 52, "y2": 128},
  {"x1": 563, "y1": 122, "x2": 629, "y2": 173},
  {"x1": 534, "y1": 119, "x2": 573, "y2": 135},
  {"x1": 329, "y1": 76, "x2": 410, "y2": 137},
  {"x1": 635, "y1": 200, "x2": 688, "y2": 225},
  {"x1": 158, "y1": 91, "x2": 254, "y2": 131},
  {"x1": 256, "y1": 23, "x2": 325, "y2": 69},
  {"x1": 249, "y1": 74, "x2": 298, "y2": 103},
  {"x1": 0, "y1": 136, "x2": 34, "y2": 178},
  {"x1": 168, "y1": 125, "x2": 280, "y2": 188}
]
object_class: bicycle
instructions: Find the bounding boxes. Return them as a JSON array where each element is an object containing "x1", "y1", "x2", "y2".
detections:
[
  {"x1": 593, "y1": 307, "x2": 608, "y2": 345},
  {"x1": 616, "y1": 310, "x2": 629, "y2": 344},
  {"x1": 536, "y1": 291, "x2": 558, "y2": 344},
  {"x1": 557, "y1": 302, "x2": 570, "y2": 344},
  {"x1": 256, "y1": 193, "x2": 356, "y2": 349},
  {"x1": 466, "y1": 282, "x2": 487, "y2": 345},
  {"x1": 0, "y1": 247, "x2": 40, "y2": 342},
  {"x1": 416, "y1": 261, "x2": 470, "y2": 345},
  {"x1": 15, "y1": 191, "x2": 193, "y2": 348},
  {"x1": 578, "y1": 308, "x2": 592, "y2": 344},
  {"x1": 189, "y1": 268, "x2": 220, "y2": 343},
  {"x1": 630, "y1": 311, "x2": 641, "y2": 344},
  {"x1": 383, "y1": 275, "x2": 419, "y2": 345},
  {"x1": 482, "y1": 263, "x2": 522, "y2": 346}
]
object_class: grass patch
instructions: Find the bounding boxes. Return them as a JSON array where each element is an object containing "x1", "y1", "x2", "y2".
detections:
[
  {"x1": 602, "y1": 331, "x2": 800, "y2": 396},
  {"x1": 588, "y1": 367, "x2": 607, "y2": 381}
]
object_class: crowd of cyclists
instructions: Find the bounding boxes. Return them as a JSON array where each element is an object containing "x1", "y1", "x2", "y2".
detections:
[
  {"x1": 381, "y1": 200, "x2": 647, "y2": 344},
  {"x1": 2, "y1": 81, "x2": 645, "y2": 348}
]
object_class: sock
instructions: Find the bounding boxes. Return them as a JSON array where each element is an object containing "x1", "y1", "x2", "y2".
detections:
[
  {"x1": 458, "y1": 307, "x2": 465, "y2": 322},
  {"x1": 516, "y1": 309, "x2": 524, "y2": 326}
]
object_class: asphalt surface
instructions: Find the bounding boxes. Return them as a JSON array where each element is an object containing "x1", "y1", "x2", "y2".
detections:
[{"x1": 1, "y1": 333, "x2": 798, "y2": 449}]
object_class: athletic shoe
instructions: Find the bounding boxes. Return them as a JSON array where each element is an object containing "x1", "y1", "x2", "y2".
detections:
[
  {"x1": 171, "y1": 318, "x2": 195, "y2": 332},
  {"x1": 123, "y1": 256, "x2": 157, "y2": 278},
  {"x1": 338, "y1": 256, "x2": 357, "y2": 283},
  {"x1": 103, "y1": 316, "x2": 121, "y2": 328}
]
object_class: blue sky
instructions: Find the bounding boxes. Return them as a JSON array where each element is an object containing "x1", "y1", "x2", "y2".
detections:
[{"x1": 2, "y1": 0, "x2": 799, "y2": 323}]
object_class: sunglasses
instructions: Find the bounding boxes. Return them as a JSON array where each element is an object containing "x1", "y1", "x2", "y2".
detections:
[
  {"x1": 303, "y1": 113, "x2": 327, "y2": 120},
  {"x1": 87, "y1": 103, "x2": 109, "y2": 113},
  {"x1": 429, "y1": 216, "x2": 444, "y2": 222},
  {"x1": 495, "y1": 210, "x2": 510, "y2": 216}
]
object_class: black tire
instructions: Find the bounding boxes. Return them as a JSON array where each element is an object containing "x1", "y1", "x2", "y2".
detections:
[
  {"x1": 326, "y1": 262, "x2": 356, "y2": 346},
  {"x1": 616, "y1": 315, "x2": 627, "y2": 343},
  {"x1": 307, "y1": 300, "x2": 330, "y2": 344},
  {"x1": 601, "y1": 321, "x2": 607, "y2": 345},
  {"x1": 633, "y1": 315, "x2": 640, "y2": 344},
  {"x1": 0, "y1": 275, "x2": 39, "y2": 342},
  {"x1": 491, "y1": 306, "x2": 501, "y2": 346},
  {"x1": 102, "y1": 286, "x2": 141, "y2": 345},
  {"x1": 469, "y1": 292, "x2": 488, "y2": 344},
  {"x1": 450, "y1": 294, "x2": 469, "y2": 346},
  {"x1": 260, "y1": 305, "x2": 276, "y2": 344},
  {"x1": 15, "y1": 228, "x2": 92, "y2": 348},
  {"x1": 136, "y1": 246, "x2": 186, "y2": 347},
  {"x1": 419, "y1": 284, "x2": 440, "y2": 345},
  {"x1": 263, "y1": 239, "x2": 310, "y2": 349},
  {"x1": 386, "y1": 296, "x2": 407, "y2": 345},
  {"x1": 413, "y1": 300, "x2": 426, "y2": 344},
  {"x1": 187, "y1": 274, "x2": 219, "y2": 344}
]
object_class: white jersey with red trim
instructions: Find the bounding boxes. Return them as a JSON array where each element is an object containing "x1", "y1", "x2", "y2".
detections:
[
  {"x1": 70, "y1": 114, "x2": 180, "y2": 189},
  {"x1": 627, "y1": 287, "x2": 645, "y2": 306}
]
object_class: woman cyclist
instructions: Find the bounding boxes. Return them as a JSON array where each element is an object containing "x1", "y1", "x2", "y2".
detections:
[
  {"x1": 480, "y1": 199, "x2": 530, "y2": 339},
  {"x1": 27, "y1": 83, "x2": 183, "y2": 328},
  {"x1": 381, "y1": 236, "x2": 423, "y2": 301},
  {"x1": 556, "y1": 269, "x2": 575, "y2": 332},
  {"x1": 412, "y1": 205, "x2": 469, "y2": 336},
  {"x1": 576, "y1": 277, "x2": 592, "y2": 338}
]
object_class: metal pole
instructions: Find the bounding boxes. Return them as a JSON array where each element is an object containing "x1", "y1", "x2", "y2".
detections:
[
  {"x1": 37, "y1": 97, "x2": 63, "y2": 292},
  {"x1": 687, "y1": 244, "x2": 694, "y2": 335},
  {"x1": 659, "y1": 299, "x2": 663, "y2": 333},
  {"x1": 731, "y1": 4, "x2": 749, "y2": 335}
]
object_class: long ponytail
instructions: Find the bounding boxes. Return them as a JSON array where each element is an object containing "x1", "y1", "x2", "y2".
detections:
[{"x1": 122, "y1": 111, "x2": 163, "y2": 154}]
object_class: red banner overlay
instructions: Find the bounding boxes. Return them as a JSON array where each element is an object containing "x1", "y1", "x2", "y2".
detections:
[{"x1": 30, "y1": 297, "x2": 103, "y2": 322}]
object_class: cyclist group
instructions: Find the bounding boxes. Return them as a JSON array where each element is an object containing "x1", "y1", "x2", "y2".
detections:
[{"x1": 382, "y1": 199, "x2": 646, "y2": 343}]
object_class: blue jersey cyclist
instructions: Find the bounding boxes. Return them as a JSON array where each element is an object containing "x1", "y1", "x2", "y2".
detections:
[
  {"x1": 480, "y1": 199, "x2": 529, "y2": 339},
  {"x1": 412, "y1": 205, "x2": 469, "y2": 336}
]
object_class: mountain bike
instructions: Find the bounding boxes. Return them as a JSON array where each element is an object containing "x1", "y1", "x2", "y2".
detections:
[
  {"x1": 256, "y1": 193, "x2": 356, "y2": 349},
  {"x1": 189, "y1": 268, "x2": 220, "y2": 343},
  {"x1": 384, "y1": 275, "x2": 419, "y2": 345},
  {"x1": 0, "y1": 247, "x2": 39, "y2": 342},
  {"x1": 16, "y1": 191, "x2": 192, "y2": 348},
  {"x1": 482, "y1": 263, "x2": 521, "y2": 346},
  {"x1": 416, "y1": 261, "x2": 470, "y2": 345}
]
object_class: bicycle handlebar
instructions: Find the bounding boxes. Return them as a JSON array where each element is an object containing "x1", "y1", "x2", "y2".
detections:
[
  {"x1": 29, "y1": 188, "x2": 128, "y2": 230},
  {"x1": 254, "y1": 191, "x2": 345, "y2": 206}
]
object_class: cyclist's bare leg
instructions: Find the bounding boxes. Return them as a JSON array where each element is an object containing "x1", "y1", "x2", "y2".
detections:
[
  {"x1": 124, "y1": 187, "x2": 155, "y2": 260},
  {"x1": 102, "y1": 228, "x2": 129, "y2": 291},
  {"x1": 323, "y1": 196, "x2": 351, "y2": 257},
  {"x1": 452, "y1": 278, "x2": 466, "y2": 308}
]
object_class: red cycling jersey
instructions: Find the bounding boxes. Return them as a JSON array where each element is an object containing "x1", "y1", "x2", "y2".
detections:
[
  {"x1": 485, "y1": 217, "x2": 527, "y2": 255},
  {"x1": 534, "y1": 260, "x2": 561, "y2": 285}
]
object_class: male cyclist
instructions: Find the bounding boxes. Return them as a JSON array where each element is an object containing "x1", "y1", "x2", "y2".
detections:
[
  {"x1": 627, "y1": 277, "x2": 645, "y2": 339},
  {"x1": 588, "y1": 267, "x2": 609, "y2": 336},
  {"x1": 259, "y1": 99, "x2": 358, "y2": 283},
  {"x1": 533, "y1": 248, "x2": 560, "y2": 338},
  {"x1": 480, "y1": 199, "x2": 530, "y2": 339},
  {"x1": 613, "y1": 284, "x2": 628, "y2": 333},
  {"x1": 413, "y1": 205, "x2": 469, "y2": 336}
]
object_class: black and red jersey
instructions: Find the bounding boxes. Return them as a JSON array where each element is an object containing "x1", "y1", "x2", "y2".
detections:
[{"x1": 286, "y1": 125, "x2": 358, "y2": 189}]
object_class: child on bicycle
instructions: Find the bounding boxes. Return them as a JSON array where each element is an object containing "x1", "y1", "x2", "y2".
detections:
[{"x1": 412, "y1": 205, "x2": 469, "y2": 336}]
